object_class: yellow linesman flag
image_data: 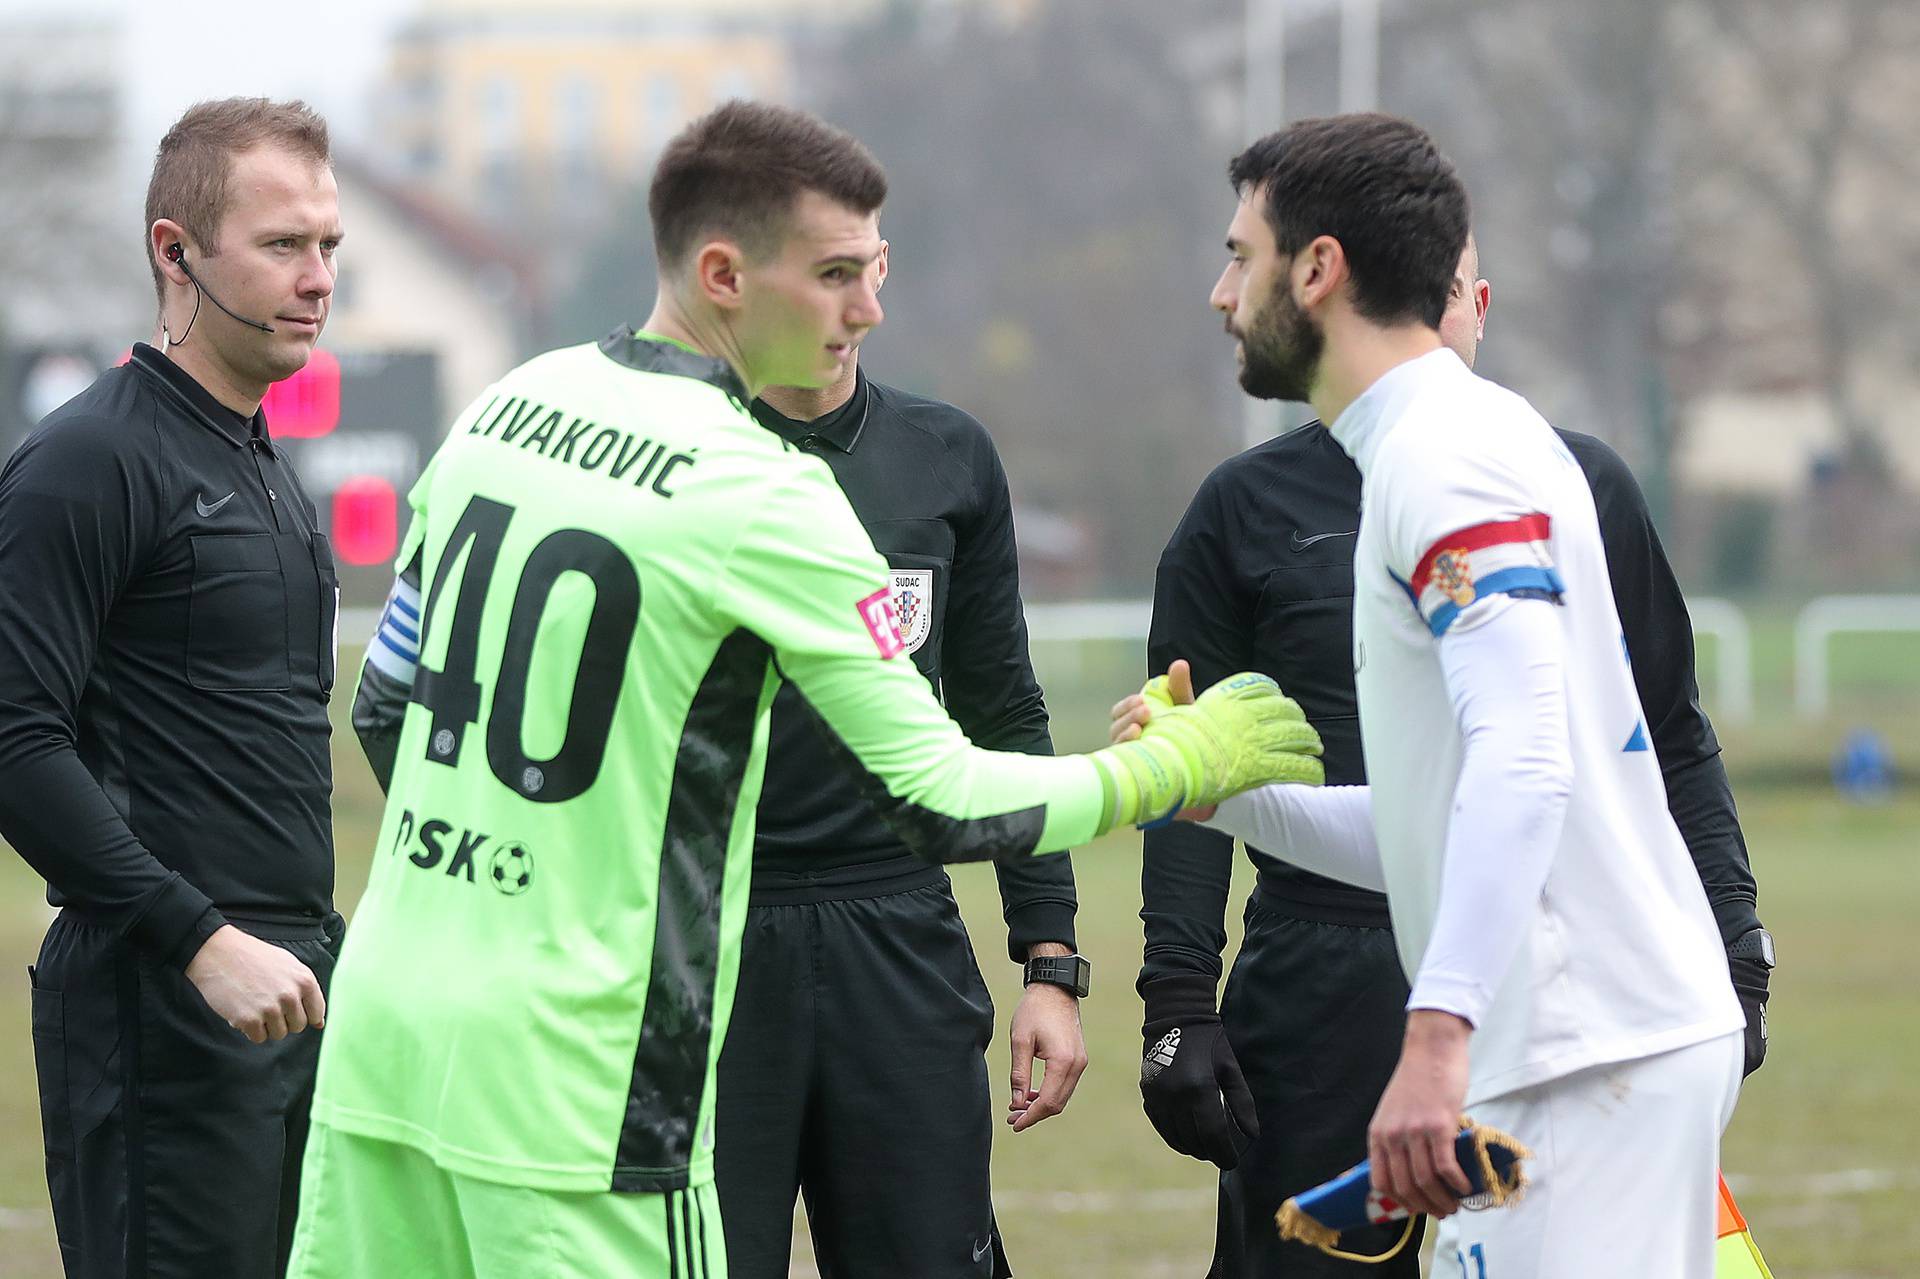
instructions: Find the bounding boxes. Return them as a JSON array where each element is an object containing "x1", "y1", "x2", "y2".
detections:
[{"x1": 1717, "y1": 1173, "x2": 1775, "y2": 1277}]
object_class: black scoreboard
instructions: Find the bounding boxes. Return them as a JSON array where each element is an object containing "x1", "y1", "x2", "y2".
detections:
[{"x1": 3, "y1": 343, "x2": 443, "y2": 600}]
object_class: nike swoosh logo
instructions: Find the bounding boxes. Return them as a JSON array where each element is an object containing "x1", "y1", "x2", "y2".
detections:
[
  {"x1": 1290, "y1": 529, "x2": 1355, "y2": 551},
  {"x1": 196, "y1": 492, "x2": 236, "y2": 518},
  {"x1": 973, "y1": 1238, "x2": 993, "y2": 1263}
]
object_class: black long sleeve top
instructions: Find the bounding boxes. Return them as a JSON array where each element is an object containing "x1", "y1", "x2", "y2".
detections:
[
  {"x1": 1140, "y1": 422, "x2": 1761, "y2": 990},
  {"x1": 749, "y1": 369, "x2": 1077, "y2": 962},
  {"x1": 0, "y1": 345, "x2": 338, "y2": 967}
]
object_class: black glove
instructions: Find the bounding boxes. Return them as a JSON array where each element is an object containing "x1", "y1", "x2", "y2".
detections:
[
  {"x1": 1139, "y1": 973, "x2": 1259, "y2": 1169},
  {"x1": 1728, "y1": 954, "x2": 1770, "y2": 1078}
]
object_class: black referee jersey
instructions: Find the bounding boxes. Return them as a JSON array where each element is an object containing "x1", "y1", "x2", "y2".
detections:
[
  {"x1": 1141, "y1": 421, "x2": 1762, "y2": 988},
  {"x1": 749, "y1": 366, "x2": 1076, "y2": 959},
  {"x1": 0, "y1": 342, "x2": 338, "y2": 953}
]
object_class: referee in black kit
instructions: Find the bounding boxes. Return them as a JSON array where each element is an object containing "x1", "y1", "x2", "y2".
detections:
[
  {"x1": 0, "y1": 99, "x2": 343, "y2": 1278},
  {"x1": 716, "y1": 243, "x2": 1088, "y2": 1278},
  {"x1": 1136, "y1": 234, "x2": 1774, "y2": 1275}
]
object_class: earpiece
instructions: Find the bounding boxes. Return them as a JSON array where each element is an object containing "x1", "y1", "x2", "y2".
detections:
[{"x1": 159, "y1": 241, "x2": 275, "y2": 336}]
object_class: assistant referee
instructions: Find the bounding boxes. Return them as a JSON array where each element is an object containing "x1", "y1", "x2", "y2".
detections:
[
  {"x1": 0, "y1": 99, "x2": 344, "y2": 1278},
  {"x1": 716, "y1": 246, "x2": 1087, "y2": 1279}
]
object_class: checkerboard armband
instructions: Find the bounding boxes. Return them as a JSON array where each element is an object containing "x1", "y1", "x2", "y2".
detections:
[
  {"x1": 1402, "y1": 514, "x2": 1564, "y2": 637},
  {"x1": 1274, "y1": 1116, "x2": 1531, "y2": 1263}
]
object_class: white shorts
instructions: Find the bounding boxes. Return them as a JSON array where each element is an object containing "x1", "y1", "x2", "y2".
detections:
[{"x1": 1434, "y1": 1031, "x2": 1742, "y2": 1279}]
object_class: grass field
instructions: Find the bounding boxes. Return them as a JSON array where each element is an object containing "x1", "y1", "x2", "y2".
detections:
[{"x1": 1, "y1": 644, "x2": 1916, "y2": 1277}]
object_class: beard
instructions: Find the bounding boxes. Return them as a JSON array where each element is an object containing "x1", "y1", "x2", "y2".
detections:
[{"x1": 1234, "y1": 287, "x2": 1323, "y2": 403}]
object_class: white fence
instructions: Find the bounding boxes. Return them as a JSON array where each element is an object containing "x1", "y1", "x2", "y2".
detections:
[
  {"x1": 1688, "y1": 597, "x2": 1753, "y2": 726},
  {"x1": 343, "y1": 594, "x2": 1920, "y2": 724},
  {"x1": 1793, "y1": 595, "x2": 1920, "y2": 718},
  {"x1": 1032, "y1": 594, "x2": 1920, "y2": 726},
  {"x1": 1029, "y1": 596, "x2": 1760, "y2": 727}
]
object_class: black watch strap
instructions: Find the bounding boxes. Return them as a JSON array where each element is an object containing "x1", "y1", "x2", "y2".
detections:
[
  {"x1": 1728, "y1": 927, "x2": 1775, "y2": 969},
  {"x1": 1023, "y1": 953, "x2": 1091, "y2": 998}
]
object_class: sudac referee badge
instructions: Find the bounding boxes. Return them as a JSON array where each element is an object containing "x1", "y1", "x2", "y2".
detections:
[{"x1": 890, "y1": 569, "x2": 933, "y2": 655}]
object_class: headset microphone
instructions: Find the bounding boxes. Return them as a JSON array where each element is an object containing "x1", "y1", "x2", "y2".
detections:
[{"x1": 163, "y1": 244, "x2": 277, "y2": 340}]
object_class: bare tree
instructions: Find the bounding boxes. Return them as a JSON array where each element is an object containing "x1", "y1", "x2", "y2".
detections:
[
  {"x1": 809, "y1": 0, "x2": 1243, "y2": 594},
  {"x1": 1370, "y1": 0, "x2": 1919, "y2": 543},
  {"x1": 1358, "y1": 0, "x2": 1685, "y2": 515},
  {"x1": 755, "y1": 0, "x2": 1920, "y2": 587},
  {"x1": 1669, "y1": 0, "x2": 1920, "y2": 480}
]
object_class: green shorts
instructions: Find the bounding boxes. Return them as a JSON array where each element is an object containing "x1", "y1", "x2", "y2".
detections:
[{"x1": 287, "y1": 1121, "x2": 725, "y2": 1279}]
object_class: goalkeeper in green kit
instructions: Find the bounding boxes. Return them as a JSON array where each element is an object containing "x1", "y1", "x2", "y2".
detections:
[{"x1": 287, "y1": 101, "x2": 1324, "y2": 1279}]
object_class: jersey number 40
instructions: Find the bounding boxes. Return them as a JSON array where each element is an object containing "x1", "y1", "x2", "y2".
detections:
[{"x1": 410, "y1": 495, "x2": 639, "y2": 805}]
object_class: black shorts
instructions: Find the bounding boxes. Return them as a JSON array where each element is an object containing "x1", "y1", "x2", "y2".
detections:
[
  {"x1": 1210, "y1": 891, "x2": 1424, "y2": 1278},
  {"x1": 715, "y1": 861, "x2": 1012, "y2": 1279},
  {"x1": 30, "y1": 909, "x2": 340, "y2": 1279}
]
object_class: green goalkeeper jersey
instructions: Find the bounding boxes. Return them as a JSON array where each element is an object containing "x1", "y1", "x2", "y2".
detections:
[{"x1": 314, "y1": 331, "x2": 1108, "y2": 1192}]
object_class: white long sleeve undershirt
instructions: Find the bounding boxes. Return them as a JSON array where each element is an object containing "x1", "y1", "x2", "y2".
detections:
[
  {"x1": 1201, "y1": 597, "x2": 1574, "y2": 1027},
  {"x1": 1204, "y1": 784, "x2": 1384, "y2": 890}
]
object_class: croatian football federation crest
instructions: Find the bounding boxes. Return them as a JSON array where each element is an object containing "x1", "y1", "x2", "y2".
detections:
[
  {"x1": 1432, "y1": 547, "x2": 1477, "y2": 607},
  {"x1": 890, "y1": 569, "x2": 933, "y2": 655}
]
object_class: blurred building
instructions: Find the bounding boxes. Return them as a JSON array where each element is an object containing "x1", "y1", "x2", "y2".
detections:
[
  {"x1": 367, "y1": 0, "x2": 884, "y2": 239},
  {"x1": 0, "y1": 19, "x2": 144, "y2": 350},
  {"x1": 1679, "y1": 389, "x2": 1920, "y2": 496},
  {"x1": 327, "y1": 156, "x2": 538, "y2": 415},
  {"x1": 0, "y1": 19, "x2": 146, "y2": 455}
]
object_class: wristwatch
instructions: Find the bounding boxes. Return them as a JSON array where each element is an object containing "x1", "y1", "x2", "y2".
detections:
[
  {"x1": 1023, "y1": 953, "x2": 1092, "y2": 999},
  {"x1": 1727, "y1": 927, "x2": 1776, "y2": 969}
]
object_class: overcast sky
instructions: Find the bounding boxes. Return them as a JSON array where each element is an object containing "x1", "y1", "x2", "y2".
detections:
[{"x1": 1, "y1": 0, "x2": 412, "y2": 155}]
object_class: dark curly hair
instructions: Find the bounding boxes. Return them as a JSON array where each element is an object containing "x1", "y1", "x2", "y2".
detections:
[{"x1": 1229, "y1": 113, "x2": 1468, "y2": 329}]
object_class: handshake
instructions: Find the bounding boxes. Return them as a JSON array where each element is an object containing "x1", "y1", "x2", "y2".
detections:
[
  {"x1": 1091, "y1": 660, "x2": 1324, "y2": 831},
  {"x1": 1105, "y1": 659, "x2": 1322, "y2": 1171}
]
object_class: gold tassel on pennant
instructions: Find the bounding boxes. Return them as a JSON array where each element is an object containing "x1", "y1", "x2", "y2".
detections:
[
  {"x1": 1274, "y1": 1200, "x2": 1344, "y2": 1253},
  {"x1": 1458, "y1": 1114, "x2": 1532, "y2": 1210},
  {"x1": 1277, "y1": 1212, "x2": 1419, "y2": 1265}
]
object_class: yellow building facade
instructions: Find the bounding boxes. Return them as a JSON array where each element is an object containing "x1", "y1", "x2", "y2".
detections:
[{"x1": 375, "y1": 0, "x2": 884, "y2": 216}]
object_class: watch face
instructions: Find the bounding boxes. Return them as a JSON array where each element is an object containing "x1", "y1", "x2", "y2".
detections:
[
  {"x1": 1027, "y1": 955, "x2": 1090, "y2": 997},
  {"x1": 1735, "y1": 930, "x2": 1775, "y2": 968}
]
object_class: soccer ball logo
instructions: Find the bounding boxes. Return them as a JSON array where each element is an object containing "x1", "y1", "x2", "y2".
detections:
[{"x1": 489, "y1": 841, "x2": 534, "y2": 896}]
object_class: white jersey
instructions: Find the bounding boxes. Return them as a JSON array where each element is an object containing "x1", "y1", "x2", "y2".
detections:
[{"x1": 1330, "y1": 348, "x2": 1741, "y2": 1103}]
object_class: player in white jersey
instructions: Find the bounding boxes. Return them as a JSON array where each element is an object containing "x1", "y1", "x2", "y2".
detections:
[{"x1": 1120, "y1": 114, "x2": 1744, "y2": 1276}]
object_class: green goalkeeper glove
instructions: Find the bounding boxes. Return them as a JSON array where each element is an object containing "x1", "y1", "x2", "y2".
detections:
[{"x1": 1091, "y1": 672, "x2": 1324, "y2": 830}]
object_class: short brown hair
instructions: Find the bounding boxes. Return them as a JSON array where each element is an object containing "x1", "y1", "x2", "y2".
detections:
[
  {"x1": 144, "y1": 97, "x2": 332, "y2": 304},
  {"x1": 648, "y1": 100, "x2": 887, "y2": 270}
]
